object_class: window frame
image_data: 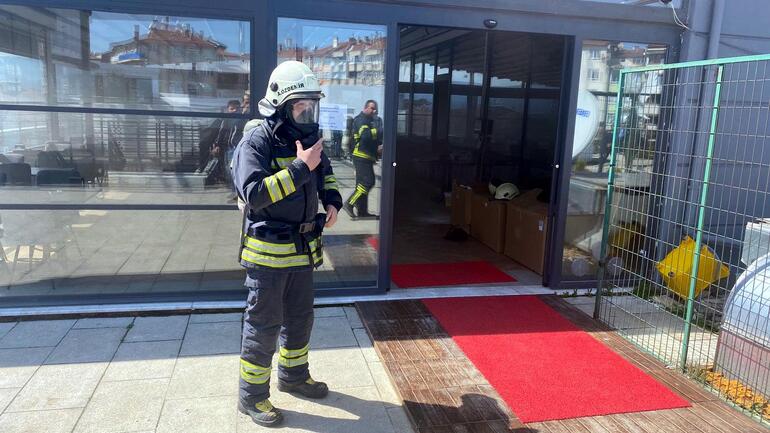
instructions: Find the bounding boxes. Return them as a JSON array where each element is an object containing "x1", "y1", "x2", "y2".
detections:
[{"x1": 0, "y1": 2, "x2": 256, "y2": 211}]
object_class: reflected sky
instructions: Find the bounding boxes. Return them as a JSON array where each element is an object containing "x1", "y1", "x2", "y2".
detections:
[
  {"x1": 88, "y1": 11, "x2": 250, "y2": 54},
  {"x1": 278, "y1": 19, "x2": 385, "y2": 50}
]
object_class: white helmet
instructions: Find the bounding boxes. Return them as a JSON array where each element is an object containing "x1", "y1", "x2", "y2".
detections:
[
  {"x1": 258, "y1": 61, "x2": 324, "y2": 117},
  {"x1": 494, "y1": 183, "x2": 520, "y2": 200}
]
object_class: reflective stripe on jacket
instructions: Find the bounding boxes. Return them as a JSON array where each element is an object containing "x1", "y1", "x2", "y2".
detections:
[
  {"x1": 231, "y1": 118, "x2": 342, "y2": 272},
  {"x1": 352, "y1": 112, "x2": 382, "y2": 162}
]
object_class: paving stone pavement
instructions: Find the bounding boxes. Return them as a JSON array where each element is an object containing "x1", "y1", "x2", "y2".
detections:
[{"x1": 0, "y1": 307, "x2": 414, "y2": 433}]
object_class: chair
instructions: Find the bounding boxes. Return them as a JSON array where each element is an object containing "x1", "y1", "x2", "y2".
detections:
[
  {"x1": 36, "y1": 168, "x2": 82, "y2": 186},
  {"x1": 36, "y1": 151, "x2": 68, "y2": 169},
  {"x1": 0, "y1": 163, "x2": 32, "y2": 185}
]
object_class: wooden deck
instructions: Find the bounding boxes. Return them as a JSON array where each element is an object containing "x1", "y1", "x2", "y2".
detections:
[{"x1": 356, "y1": 296, "x2": 768, "y2": 433}]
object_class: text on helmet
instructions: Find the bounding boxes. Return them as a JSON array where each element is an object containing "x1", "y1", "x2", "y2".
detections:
[{"x1": 277, "y1": 82, "x2": 305, "y2": 96}]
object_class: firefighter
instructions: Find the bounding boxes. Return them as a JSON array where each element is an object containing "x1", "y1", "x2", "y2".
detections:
[
  {"x1": 343, "y1": 100, "x2": 382, "y2": 220},
  {"x1": 230, "y1": 60, "x2": 342, "y2": 427}
]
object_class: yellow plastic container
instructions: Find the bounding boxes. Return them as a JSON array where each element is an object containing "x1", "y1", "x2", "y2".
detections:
[{"x1": 657, "y1": 236, "x2": 730, "y2": 299}]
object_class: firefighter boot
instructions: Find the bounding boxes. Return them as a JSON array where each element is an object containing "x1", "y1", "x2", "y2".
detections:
[
  {"x1": 342, "y1": 201, "x2": 357, "y2": 220},
  {"x1": 238, "y1": 399, "x2": 283, "y2": 427},
  {"x1": 278, "y1": 377, "x2": 329, "y2": 399}
]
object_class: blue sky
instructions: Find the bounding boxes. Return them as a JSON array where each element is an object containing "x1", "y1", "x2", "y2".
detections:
[{"x1": 277, "y1": 18, "x2": 386, "y2": 49}]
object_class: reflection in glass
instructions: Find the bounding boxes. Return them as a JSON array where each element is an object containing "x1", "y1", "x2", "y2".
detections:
[
  {"x1": 0, "y1": 111, "x2": 242, "y2": 202},
  {"x1": 451, "y1": 33, "x2": 485, "y2": 86},
  {"x1": 562, "y1": 41, "x2": 667, "y2": 281},
  {"x1": 487, "y1": 97, "x2": 524, "y2": 158},
  {"x1": 399, "y1": 58, "x2": 412, "y2": 83},
  {"x1": 412, "y1": 93, "x2": 433, "y2": 138},
  {"x1": 416, "y1": 50, "x2": 435, "y2": 83},
  {"x1": 398, "y1": 93, "x2": 410, "y2": 136},
  {"x1": 0, "y1": 6, "x2": 250, "y2": 112},
  {"x1": 0, "y1": 209, "x2": 243, "y2": 297},
  {"x1": 277, "y1": 18, "x2": 387, "y2": 288},
  {"x1": 490, "y1": 32, "x2": 527, "y2": 89}
]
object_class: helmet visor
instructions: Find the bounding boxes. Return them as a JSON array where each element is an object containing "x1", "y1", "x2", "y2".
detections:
[{"x1": 288, "y1": 98, "x2": 320, "y2": 124}]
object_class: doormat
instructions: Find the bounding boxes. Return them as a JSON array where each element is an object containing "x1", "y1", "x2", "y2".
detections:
[
  {"x1": 391, "y1": 261, "x2": 516, "y2": 288},
  {"x1": 422, "y1": 295, "x2": 691, "y2": 422}
]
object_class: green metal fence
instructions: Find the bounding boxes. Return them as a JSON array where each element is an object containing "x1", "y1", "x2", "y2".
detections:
[{"x1": 595, "y1": 53, "x2": 770, "y2": 424}]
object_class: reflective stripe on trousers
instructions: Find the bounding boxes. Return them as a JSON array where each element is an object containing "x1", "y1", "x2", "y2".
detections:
[{"x1": 240, "y1": 270, "x2": 314, "y2": 406}]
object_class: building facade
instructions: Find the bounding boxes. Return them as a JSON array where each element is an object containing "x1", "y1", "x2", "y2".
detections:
[{"x1": 1, "y1": 0, "x2": 768, "y2": 311}]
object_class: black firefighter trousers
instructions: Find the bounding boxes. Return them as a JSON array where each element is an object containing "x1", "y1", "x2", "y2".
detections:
[{"x1": 239, "y1": 270, "x2": 314, "y2": 405}]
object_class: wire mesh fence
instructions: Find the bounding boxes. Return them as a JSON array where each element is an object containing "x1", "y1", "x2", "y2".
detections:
[{"x1": 595, "y1": 54, "x2": 770, "y2": 424}]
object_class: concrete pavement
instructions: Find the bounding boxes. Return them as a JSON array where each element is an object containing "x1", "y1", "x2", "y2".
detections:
[{"x1": 0, "y1": 306, "x2": 414, "y2": 433}]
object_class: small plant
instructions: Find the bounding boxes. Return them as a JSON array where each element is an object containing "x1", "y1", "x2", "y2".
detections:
[
  {"x1": 699, "y1": 368, "x2": 770, "y2": 422},
  {"x1": 632, "y1": 281, "x2": 655, "y2": 300}
]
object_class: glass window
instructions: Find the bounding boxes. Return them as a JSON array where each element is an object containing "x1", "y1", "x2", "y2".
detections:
[
  {"x1": 437, "y1": 47, "x2": 450, "y2": 77},
  {"x1": 0, "y1": 110, "x2": 242, "y2": 204},
  {"x1": 414, "y1": 60, "x2": 424, "y2": 83},
  {"x1": 398, "y1": 93, "x2": 410, "y2": 136},
  {"x1": 278, "y1": 18, "x2": 386, "y2": 288},
  {"x1": 0, "y1": 209, "x2": 243, "y2": 297},
  {"x1": 416, "y1": 49, "x2": 435, "y2": 84},
  {"x1": 0, "y1": 6, "x2": 250, "y2": 112},
  {"x1": 399, "y1": 57, "x2": 412, "y2": 83},
  {"x1": 411, "y1": 93, "x2": 433, "y2": 138},
  {"x1": 452, "y1": 33, "x2": 485, "y2": 86},
  {"x1": 448, "y1": 95, "x2": 468, "y2": 145},
  {"x1": 490, "y1": 32, "x2": 527, "y2": 88},
  {"x1": 530, "y1": 34, "x2": 564, "y2": 89},
  {"x1": 562, "y1": 40, "x2": 667, "y2": 281},
  {"x1": 487, "y1": 97, "x2": 524, "y2": 157}
]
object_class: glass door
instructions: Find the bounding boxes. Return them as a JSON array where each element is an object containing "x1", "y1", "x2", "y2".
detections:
[{"x1": 277, "y1": 18, "x2": 388, "y2": 291}]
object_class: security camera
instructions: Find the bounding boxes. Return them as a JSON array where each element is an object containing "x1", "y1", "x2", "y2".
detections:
[
  {"x1": 483, "y1": 19, "x2": 497, "y2": 29},
  {"x1": 659, "y1": 0, "x2": 672, "y2": 4}
]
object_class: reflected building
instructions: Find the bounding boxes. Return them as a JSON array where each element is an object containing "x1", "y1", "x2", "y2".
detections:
[{"x1": 278, "y1": 35, "x2": 385, "y2": 87}]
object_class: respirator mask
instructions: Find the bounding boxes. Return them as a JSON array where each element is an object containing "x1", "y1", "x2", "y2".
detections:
[{"x1": 279, "y1": 98, "x2": 320, "y2": 148}]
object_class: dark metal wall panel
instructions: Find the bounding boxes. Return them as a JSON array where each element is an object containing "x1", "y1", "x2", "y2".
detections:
[
  {"x1": 272, "y1": 0, "x2": 682, "y2": 46},
  {"x1": 343, "y1": 0, "x2": 678, "y2": 24}
]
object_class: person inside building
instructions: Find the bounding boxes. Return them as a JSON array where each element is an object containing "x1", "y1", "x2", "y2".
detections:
[
  {"x1": 343, "y1": 99, "x2": 382, "y2": 220},
  {"x1": 242, "y1": 89, "x2": 251, "y2": 114},
  {"x1": 230, "y1": 60, "x2": 342, "y2": 427},
  {"x1": 196, "y1": 99, "x2": 244, "y2": 182}
]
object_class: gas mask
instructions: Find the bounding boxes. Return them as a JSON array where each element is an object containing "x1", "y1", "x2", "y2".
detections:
[{"x1": 278, "y1": 98, "x2": 321, "y2": 148}]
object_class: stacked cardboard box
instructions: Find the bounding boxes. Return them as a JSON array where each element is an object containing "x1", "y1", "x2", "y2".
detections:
[
  {"x1": 450, "y1": 183, "x2": 550, "y2": 275},
  {"x1": 470, "y1": 192, "x2": 507, "y2": 253},
  {"x1": 450, "y1": 182, "x2": 474, "y2": 231},
  {"x1": 505, "y1": 189, "x2": 549, "y2": 275}
]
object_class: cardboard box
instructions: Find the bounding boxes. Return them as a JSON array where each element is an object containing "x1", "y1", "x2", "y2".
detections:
[
  {"x1": 505, "y1": 196, "x2": 549, "y2": 275},
  {"x1": 450, "y1": 183, "x2": 473, "y2": 229},
  {"x1": 451, "y1": 183, "x2": 486, "y2": 230},
  {"x1": 470, "y1": 191, "x2": 507, "y2": 253}
]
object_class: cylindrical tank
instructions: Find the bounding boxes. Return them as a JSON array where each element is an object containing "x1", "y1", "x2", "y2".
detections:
[{"x1": 716, "y1": 252, "x2": 770, "y2": 398}]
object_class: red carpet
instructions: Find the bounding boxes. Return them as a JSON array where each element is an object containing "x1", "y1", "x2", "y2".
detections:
[
  {"x1": 391, "y1": 261, "x2": 516, "y2": 288},
  {"x1": 422, "y1": 296, "x2": 690, "y2": 423},
  {"x1": 366, "y1": 236, "x2": 379, "y2": 251}
]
